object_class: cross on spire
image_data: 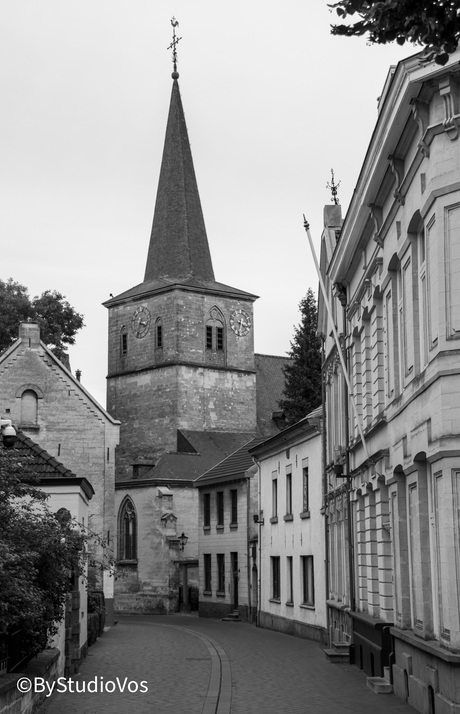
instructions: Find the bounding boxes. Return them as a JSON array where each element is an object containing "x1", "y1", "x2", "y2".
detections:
[{"x1": 168, "y1": 17, "x2": 182, "y2": 78}]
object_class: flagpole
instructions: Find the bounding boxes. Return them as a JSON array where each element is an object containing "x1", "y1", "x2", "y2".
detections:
[{"x1": 303, "y1": 215, "x2": 370, "y2": 460}]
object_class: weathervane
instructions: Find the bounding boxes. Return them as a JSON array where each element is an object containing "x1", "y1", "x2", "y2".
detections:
[
  {"x1": 326, "y1": 169, "x2": 341, "y2": 205},
  {"x1": 168, "y1": 17, "x2": 182, "y2": 78}
]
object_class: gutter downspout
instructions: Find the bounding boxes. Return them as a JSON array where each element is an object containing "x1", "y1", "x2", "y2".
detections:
[{"x1": 321, "y1": 339, "x2": 331, "y2": 647}]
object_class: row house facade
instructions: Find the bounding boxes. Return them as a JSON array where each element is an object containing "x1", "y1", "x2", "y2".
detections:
[
  {"x1": 319, "y1": 50, "x2": 460, "y2": 713},
  {"x1": 250, "y1": 409, "x2": 326, "y2": 642}
]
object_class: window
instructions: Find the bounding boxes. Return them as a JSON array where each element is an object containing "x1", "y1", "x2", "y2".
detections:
[
  {"x1": 204, "y1": 493, "x2": 211, "y2": 528},
  {"x1": 286, "y1": 556, "x2": 293, "y2": 604},
  {"x1": 272, "y1": 475, "x2": 278, "y2": 519},
  {"x1": 204, "y1": 554, "x2": 212, "y2": 592},
  {"x1": 121, "y1": 328, "x2": 128, "y2": 356},
  {"x1": 301, "y1": 556, "x2": 315, "y2": 606},
  {"x1": 216, "y1": 326, "x2": 224, "y2": 350},
  {"x1": 21, "y1": 389, "x2": 38, "y2": 425},
  {"x1": 302, "y1": 461, "x2": 309, "y2": 513},
  {"x1": 217, "y1": 491, "x2": 224, "y2": 526},
  {"x1": 206, "y1": 325, "x2": 213, "y2": 349},
  {"x1": 155, "y1": 318, "x2": 163, "y2": 348},
  {"x1": 271, "y1": 556, "x2": 280, "y2": 600},
  {"x1": 118, "y1": 498, "x2": 137, "y2": 560},
  {"x1": 231, "y1": 489, "x2": 238, "y2": 525},
  {"x1": 286, "y1": 471, "x2": 292, "y2": 516},
  {"x1": 217, "y1": 554, "x2": 225, "y2": 592},
  {"x1": 206, "y1": 307, "x2": 225, "y2": 352}
]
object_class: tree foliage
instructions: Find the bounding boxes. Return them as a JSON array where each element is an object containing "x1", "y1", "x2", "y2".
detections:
[
  {"x1": 279, "y1": 289, "x2": 322, "y2": 426},
  {"x1": 0, "y1": 279, "x2": 84, "y2": 361},
  {"x1": 329, "y1": 0, "x2": 460, "y2": 65},
  {"x1": 0, "y1": 452, "x2": 85, "y2": 659}
]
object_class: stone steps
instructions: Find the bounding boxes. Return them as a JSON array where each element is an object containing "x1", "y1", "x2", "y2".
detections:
[
  {"x1": 221, "y1": 610, "x2": 242, "y2": 622},
  {"x1": 324, "y1": 641, "x2": 350, "y2": 663}
]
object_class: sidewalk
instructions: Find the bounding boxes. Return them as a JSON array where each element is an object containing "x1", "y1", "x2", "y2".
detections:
[{"x1": 39, "y1": 615, "x2": 416, "y2": 714}]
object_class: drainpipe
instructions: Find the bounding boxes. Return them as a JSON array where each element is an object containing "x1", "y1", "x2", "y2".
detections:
[
  {"x1": 321, "y1": 339, "x2": 331, "y2": 647},
  {"x1": 341, "y1": 303, "x2": 355, "y2": 614},
  {"x1": 254, "y1": 458, "x2": 262, "y2": 627},
  {"x1": 246, "y1": 473, "x2": 251, "y2": 622}
]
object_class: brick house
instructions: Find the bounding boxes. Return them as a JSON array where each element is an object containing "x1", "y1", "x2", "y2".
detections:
[
  {"x1": 0, "y1": 322, "x2": 120, "y2": 621},
  {"x1": 319, "y1": 50, "x2": 460, "y2": 711},
  {"x1": 0, "y1": 430, "x2": 94, "y2": 677}
]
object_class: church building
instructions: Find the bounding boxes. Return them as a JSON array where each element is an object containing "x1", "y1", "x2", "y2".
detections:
[{"x1": 105, "y1": 54, "x2": 288, "y2": 614}]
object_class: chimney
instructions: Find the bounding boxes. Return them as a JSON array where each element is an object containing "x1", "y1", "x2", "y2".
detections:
[
  {"x1": 19, "y1": 322, "x2": 40, "y2": 348},
  {"x1": 323, "y1": 204, "x2": 342, "y2": 230}
]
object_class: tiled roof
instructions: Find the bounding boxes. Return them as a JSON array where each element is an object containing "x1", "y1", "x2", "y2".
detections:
[
  {"x1": 104, "y1": 276, "x2": 257, "y2": 306},
  {"x1": 0, "y1": 431, "x2": 77, "y2": 479},
  {"x1": 0, "y1": 431, "x2": 94, "y2": 498},
  {"x1": 144, "y1": 79, "x2": 215, "y2": 284},
  {"x1": 255, "y1": 353, "x2": 291, "y2": 436},
  {"x1": 194, "y1": 437, "x2": 264, "y2": 486},
  {"x1": 115, "y1": 430, "x2": 256, "y2": 486}
]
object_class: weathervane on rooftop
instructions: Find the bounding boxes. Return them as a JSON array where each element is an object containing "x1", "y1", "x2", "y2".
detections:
[
  {"x1": 326, "y1": 169, "x2": 341, "y2": 205},
  {"x1": 168, "y1": 17, "x2": 182, "y2": 78}
]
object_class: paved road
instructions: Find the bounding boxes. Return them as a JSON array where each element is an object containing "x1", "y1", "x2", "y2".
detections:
[{"x1": 39, "y1": 614, "x2": 415, "y2": 714}]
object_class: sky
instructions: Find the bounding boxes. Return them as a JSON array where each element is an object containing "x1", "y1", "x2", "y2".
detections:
[{"x1": 0, "y1": 1, "x2": 413, "y2": 408}]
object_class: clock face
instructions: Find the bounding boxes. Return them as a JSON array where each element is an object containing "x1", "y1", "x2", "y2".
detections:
[
  {"x1": 131, "y1": 306, "x2": 151, "y2": 338},
  {"x1": 230, "y1": 309, "x2": 251, "y2": 337}
]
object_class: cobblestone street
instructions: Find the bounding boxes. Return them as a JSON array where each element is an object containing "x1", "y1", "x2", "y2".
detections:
[{"x1": 38, "y1": 615, "x2": 416, "y2": 714}]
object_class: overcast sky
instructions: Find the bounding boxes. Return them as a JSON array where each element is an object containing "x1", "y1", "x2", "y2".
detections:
[{"x1": 1, "y1": 1, "x2": 412, "y2": 408}]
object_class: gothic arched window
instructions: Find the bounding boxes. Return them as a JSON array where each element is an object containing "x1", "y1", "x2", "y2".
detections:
[
  {"x1": 206, "y1": 307, "x2": 225, "y2": 352},
  {"x1": 118, "y1": 498, "x2": 137, "y2": 561}
]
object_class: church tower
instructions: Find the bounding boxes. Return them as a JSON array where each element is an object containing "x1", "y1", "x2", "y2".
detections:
[{"x1": 105, "y1": 59, "x2": 258, "y2": 480}]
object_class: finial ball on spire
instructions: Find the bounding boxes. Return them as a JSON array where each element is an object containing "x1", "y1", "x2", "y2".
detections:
[{"x1": 172, "y1": 71, "x2": 179, "y2": 79}]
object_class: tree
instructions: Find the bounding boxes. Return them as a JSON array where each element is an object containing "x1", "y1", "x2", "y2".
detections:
[
  {"x1": 329, "y1": 0, "x2": 460, "y2": 66},
  {"x1": 0, "y1": 451, "x2": 85, "y2": 660},
  {"x1": 0, "y1": 279, "x2": 84, "y2": 361},
  {"x1": 279, "y1": 289, "x2": 322, "y2": 426}
]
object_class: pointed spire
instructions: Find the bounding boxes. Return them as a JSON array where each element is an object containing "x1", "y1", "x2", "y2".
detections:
[{"x1": 144, "y1": 73, "x2": 215, "y2": 283}]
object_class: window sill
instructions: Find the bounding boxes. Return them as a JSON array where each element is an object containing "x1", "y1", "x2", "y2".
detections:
[
  {"x1": 283, "y1": 514, "x2": 293, "y2": 522},
  {"x1": 300, "y1": 603, "x2": 315, "y2": 610},
  {"x1": 216, "y1": 590, "x2": 226, "y2": 598},
  {"x1": 117, "y1": 559, "x2": 138, "y2": 566},
  {"x1": 203, "y1": 526, "x2": 211, "y2": 533},
  {"x1": 270, "y1": 517, "x2": 278, "y2": 524},
  {"x1": 216, "y1": 525, "x2": 224, "y2": 532},
  {"x1": 300, "y1": 511, "x2": 310, "y2": 519},
  {"x1": 285, "y1": 601, "x2": 294, "y2": 607},
  {"x1": 19, "y1": 423, "x2": 40, "y2": 431},
  {"x1": 203, "y1": 590, "x2": 212, "y2": 597},
  {"x1": 230, "y1": 523, "x2": 238, "y2": 530},
  {"x1": 269, "y1": 598, "x2": 281, "y2": 604}
]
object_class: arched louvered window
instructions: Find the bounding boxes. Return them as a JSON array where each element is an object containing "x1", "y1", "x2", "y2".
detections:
[
  {"x1": 118, "y1": 498, "x2": 137, "y2": 561},
  {"x1": 120, "y1": 326, "x2": 128, "y2": 356},
  {"x1": 206, "y1": 307, "x2": 225, "y2": 352},
  {"x1": 155, "y1": 318, "x2": 163, "y2": 349}
]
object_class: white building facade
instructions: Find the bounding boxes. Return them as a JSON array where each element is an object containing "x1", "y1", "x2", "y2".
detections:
[
  {"x1": 320, "y1": 51, "x2": 460, "y2": 712},
  {"x1": 251, "y1": 411, "x2": 326, "y2": 642}
]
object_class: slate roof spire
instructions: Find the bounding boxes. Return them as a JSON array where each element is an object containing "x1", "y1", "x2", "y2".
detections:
[{"x1": 144, "y1": 59, "x2": 215, "y2": 283}]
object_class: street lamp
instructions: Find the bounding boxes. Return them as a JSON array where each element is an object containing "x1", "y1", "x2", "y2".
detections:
[
  {"x1": 178, "y1": 532, "x2": 188, "y2": 551},
  {"x1": 0, "y1": 419, "x2": 17, "y2": 449}
]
